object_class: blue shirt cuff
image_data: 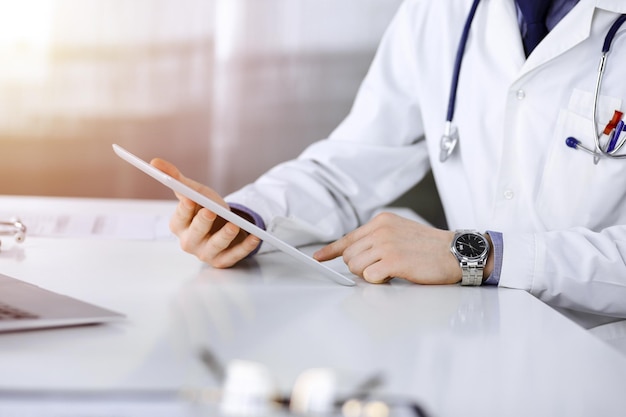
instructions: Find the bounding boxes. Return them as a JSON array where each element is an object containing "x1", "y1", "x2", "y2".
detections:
[
  {"x1": 227, "y1": 203, "x2": 265, "y2": 257},
  {"x1": 483, "y1": 230, "x2": 503, "y2": 286}
]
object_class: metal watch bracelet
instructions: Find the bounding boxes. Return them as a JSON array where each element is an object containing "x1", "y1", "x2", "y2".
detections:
[{"x1": 459, "y1": 259, "x2": 484, "y2": 286}]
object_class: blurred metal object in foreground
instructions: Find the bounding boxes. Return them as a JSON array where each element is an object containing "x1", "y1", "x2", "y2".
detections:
[{"x1": 0, "y1": 218, "x2": 26, "y2": 250}]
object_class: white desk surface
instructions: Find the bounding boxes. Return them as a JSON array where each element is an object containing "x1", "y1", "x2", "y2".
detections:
[{"x1": 1, "y1": 195, "x2": 626, "y2": 417}]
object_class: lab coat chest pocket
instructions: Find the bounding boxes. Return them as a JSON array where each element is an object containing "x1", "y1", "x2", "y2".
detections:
[{"x1": 536, "y1": 89, "x2": 625, "y2": 231}]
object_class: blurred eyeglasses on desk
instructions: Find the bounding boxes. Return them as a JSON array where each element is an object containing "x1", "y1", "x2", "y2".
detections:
[
  {"x1": 0, "y1": 352, "x2": 430, "y2": 417},
  {"x1": 192, "y1": 349, "x2": 430, "y2": 417}
]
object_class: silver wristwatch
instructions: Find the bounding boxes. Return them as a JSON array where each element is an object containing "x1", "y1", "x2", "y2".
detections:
[{"x1": 450, "y1": 230, "x2": 490, "y2": 286}]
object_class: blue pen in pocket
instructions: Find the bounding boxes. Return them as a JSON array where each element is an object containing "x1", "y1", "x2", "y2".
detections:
[{"x1": 606, "y1": 120, "x2": 625, "y2": 154}]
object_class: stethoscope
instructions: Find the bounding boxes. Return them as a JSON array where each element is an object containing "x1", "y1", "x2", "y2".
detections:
[
  {"x1": 439, "y1": 0, "x2": 626, "y2": 164},
  {"x1": 0, "y1": 217, "x2": 26, "y2": 251}
]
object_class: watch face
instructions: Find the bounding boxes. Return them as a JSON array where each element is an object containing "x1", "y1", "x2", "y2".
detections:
[{"x1": 454, "y1": 233, "x2": 488, "y2": 259}]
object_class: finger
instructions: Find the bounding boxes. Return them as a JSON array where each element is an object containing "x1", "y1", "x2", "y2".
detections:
[
  {"x1": 313, "y1": 227, "x2": 369, "y2": 261},
  {"x1": 178, "y1": 208, "x2": 218, "y2": 252},
  {"x1": 313, "y1": 241, "x2": 344, "y2": 262},
  {"x1": 362, "y1": 261, "x2": 394, "y2": 284},
  {"x1": 196, "y1": 222, "x2": 242, "y2": 265},
  {"x1": 341, "y1": 237, "x2": 377, "y2": 276},
  {"x1": 170, "y1": 199, "x2": 203, "y2": 234},
  {"x1": 211, "y1": 234, "x2": 262, "y2": 269}
]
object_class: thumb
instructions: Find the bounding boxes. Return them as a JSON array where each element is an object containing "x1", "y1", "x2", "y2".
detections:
[
  {"x1": 150, "y1": 157, "x2": 229, "y2": 210},
  {"x1": 150, "y1": 157, "x2": 183, "y2": 180}
]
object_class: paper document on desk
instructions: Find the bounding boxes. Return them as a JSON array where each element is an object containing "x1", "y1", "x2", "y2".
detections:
[{"x1": 0, "y1": 212, "x2": 172, "y2": 240}]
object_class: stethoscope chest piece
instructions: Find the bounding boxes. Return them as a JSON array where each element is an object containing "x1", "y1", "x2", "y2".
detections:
[{"x1": 440, "y1": 121, "x2": 459, "y2": 162}]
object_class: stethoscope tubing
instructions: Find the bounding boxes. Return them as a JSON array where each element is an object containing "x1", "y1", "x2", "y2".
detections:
[{"x1": 446, "y1": 0, "x2": 482, "y2": 123}]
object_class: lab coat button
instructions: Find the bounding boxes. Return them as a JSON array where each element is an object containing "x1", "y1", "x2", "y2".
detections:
[
  {"x1": 503, "y1": 189, "x2": 514, "y2": 199},
  {"x1": 516, "y1": 90, "x2": 526, "y2": 100}
]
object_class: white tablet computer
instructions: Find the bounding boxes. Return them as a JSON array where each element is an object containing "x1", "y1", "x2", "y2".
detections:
[{"x1": 113, "y1": 144, "x2": 355, "y2": 287}]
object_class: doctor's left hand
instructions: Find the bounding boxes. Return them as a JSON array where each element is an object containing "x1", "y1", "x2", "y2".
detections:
[
  {"x1": 149, "y1": 158, "x2": 261, "y2": 268},
  {"x1": 313, "y1": 212, "x2": 462, "y2": 285}
]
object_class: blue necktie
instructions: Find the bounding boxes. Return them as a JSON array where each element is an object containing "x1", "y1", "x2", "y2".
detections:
[{"x1": 516, "y1": 0, "x2": 551, "y2": 56}]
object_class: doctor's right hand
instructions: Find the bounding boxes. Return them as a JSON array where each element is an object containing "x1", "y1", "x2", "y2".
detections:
[{"x1": 150, "y1": 158, "x2": 262, "y2": 268}]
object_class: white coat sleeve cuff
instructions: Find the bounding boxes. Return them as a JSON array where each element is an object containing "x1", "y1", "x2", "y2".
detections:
[{"x1": 498, "y1": 232, "x2": 539, "y2": 293}]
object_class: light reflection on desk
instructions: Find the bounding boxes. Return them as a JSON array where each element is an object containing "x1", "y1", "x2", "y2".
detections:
[{"x1": 167, "y1": 250, "x2": 502, "y2": 401}]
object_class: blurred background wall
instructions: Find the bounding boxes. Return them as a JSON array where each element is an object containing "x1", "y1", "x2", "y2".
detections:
[{"x1": 0, "y1": 0, "x2": 445, "y2": 226}]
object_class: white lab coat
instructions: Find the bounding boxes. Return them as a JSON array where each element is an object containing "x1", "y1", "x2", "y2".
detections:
[{"x1": 227, "y1": 0, "x2": 626, "y2": 324}]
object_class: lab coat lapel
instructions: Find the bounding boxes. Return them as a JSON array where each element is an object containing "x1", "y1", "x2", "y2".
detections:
[
  {"x1": 483, "y1": 0, "x2": 526, "y2": 77},
  {"x1": 595, "y1": 0, "x2": 626, "y2": 14},
  {"x1": 519, "y1": 1, "x2": 595, "y2": 75}
]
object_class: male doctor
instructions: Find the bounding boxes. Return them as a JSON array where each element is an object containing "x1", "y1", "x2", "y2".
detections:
[{"x1": 151, "y1": 0, "x2": 626, "y2": 329}]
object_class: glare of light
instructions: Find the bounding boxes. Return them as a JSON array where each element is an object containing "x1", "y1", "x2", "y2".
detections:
[
  {"x1": 214, "y1": 0, "x2": 239, "y2": 60},
  {"x1": 0, "y1": 0, "x2": 54, "y2": 82},
  {"x1": 0, "y1": 0, "x2": 53, "y2": 47}
]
